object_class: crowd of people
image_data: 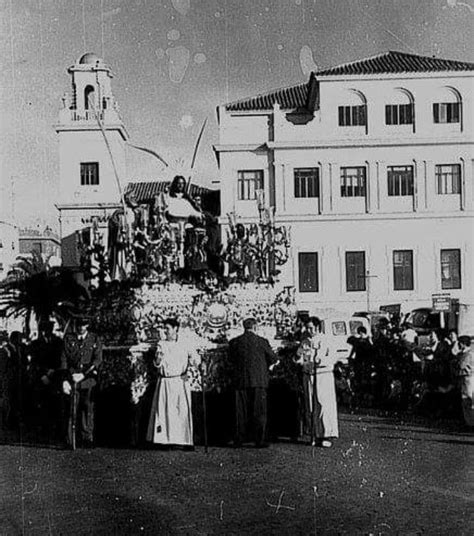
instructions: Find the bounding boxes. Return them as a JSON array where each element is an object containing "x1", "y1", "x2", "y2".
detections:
[
  {"x1": 341, "y1": 321, "x2": 473, "y2": 427},
  {"x1": 0, "y1": 313, "x2": 472, "y2": 451},
  {"x1": 0, "y1": 317, "x2": 102, "y2": 447}
]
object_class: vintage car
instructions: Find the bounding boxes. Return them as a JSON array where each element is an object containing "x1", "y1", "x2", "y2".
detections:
[
  {"x1": 320, "y1": 316, "x2": 371, "y2": 363},
  {"x1": 404, "y1": 307, "x2": 457, "y2": 336},
  {"x1": 352, "y1": 311, "x2": 391, "y2": 334}
]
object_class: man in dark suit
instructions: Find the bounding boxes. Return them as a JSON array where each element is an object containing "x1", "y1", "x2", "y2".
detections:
[
  {"x1": 61, "y1": 315, "x2": 102, "y2": 447},
  {"x1": 29, "y1": 320, "x2": 64, "y2": 436},
  {"x1": 228, "y1": 317, "x2": 278, "y2": 447}
]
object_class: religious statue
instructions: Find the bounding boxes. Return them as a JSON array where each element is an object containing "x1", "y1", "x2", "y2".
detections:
[
  {"x1": 166, "y1": 175, "x2": 204, "y2": 227},
  {"x1": 165, "y1": 175, "x2": 209, "y2": 274},
  {"x1": 107, "y1": 192, "x2": 140, "y2": 281},
  {"x1": 87, "y1": 175, "x2": 224, "y2": 285}
]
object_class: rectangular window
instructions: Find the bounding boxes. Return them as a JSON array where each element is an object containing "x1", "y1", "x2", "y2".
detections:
[
  {"x1": 298, "y1": 252, "x2": 318, "y2": 293},
  {"x1": 340, "y1": 167, "x2": 366, "y2": 197},
  {"x1": 346, "y1": 252, "x2": 366, "y2": 292},
  {"x1": 338, "y1": 105, "x2": 366, "y2": 126},
  {"x1": 387, "y1": 166, "x2": 414, "y2": 196},
  {"x1": 433, "y1": 102, "x2": 460, "y2": 124},
  {"x1": 435, "y1": 164, "x2": 461, "y2": 195},
  {"x1": 237, "y1": 170, "x2": 263, "y2": 201},
  {"x1": 385, "y1": 103, "x2": 413, "y2": 125},
  {"x1": 441, "y1": 249, "x2": 461, "y2": 289},
  {"x1": 80, "y1": 162, "x2": 99, "y2": 186},
  {"x1": 393, "y1": 250, "x2": 414, "y2": 291},
  {"x1": 294, "y1": 168, "x2": 319, "y2": 198}
]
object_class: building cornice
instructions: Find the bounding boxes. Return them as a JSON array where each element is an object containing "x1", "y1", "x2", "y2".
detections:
[
  {"x1": 53, "y1": 123, "x2": 129, "y2": 141},
  {"x1": 213, "y1": 143, "x2": 268, "y2": 153},
  {"x1": 56, "y1": 202, "x2": 121, "y2": 211},
  {"x1": 316, "y1": 71, "x2": 474, "y2": 83},
  {"x1": 218, "y1": 211, "x2": 474, "y2": 225},
  {"x1": 267, "y1": 138, "x2": 473, "y2": 151},
  {"x1": 214, "y1": 138, "x2": 473, "y2": 153}
]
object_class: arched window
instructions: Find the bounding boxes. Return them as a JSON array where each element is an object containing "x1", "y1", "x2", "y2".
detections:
[
  {"x1": 433, "y1": 87, "x2": 462, "y2": 128},
  {"x1": 84, "y1": 85, "x2": 95, "y2": 110},
  {"x1": 338, "y1": 89, "x2": 367, "y2": 128},
  {"x1": 385, "y1": 88, "x2": 414, "y2": 127}
]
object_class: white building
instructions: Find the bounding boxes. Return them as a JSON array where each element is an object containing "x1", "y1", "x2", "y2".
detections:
[
  {"x1": 0, "y1": 220, "x2": 19, "y2": 280},
  {"x1": 54, "y1": 52, "x2": 128, "y2": 267},
  {"x1": 214, "y1": 51, "x2": 474, "y2": 316},
  {"x1": 0, "y1": 218, "x2": 19, "y2": 331},
  {"x1": 0, "y1": 177, "x2": 19, "y2": 280}
]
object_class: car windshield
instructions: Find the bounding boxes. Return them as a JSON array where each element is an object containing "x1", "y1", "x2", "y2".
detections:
[
  {"x1": 410, "y1": 310, "x2": 430, "y2": 327},
  {"x1": 332, "y1": 322, "x2": 347, "y2": 336},
  {"x1": 349, "y1": 320, "x2": 364, "y2": 335}
]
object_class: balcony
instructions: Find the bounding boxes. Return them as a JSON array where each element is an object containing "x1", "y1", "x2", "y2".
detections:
[
  {"x1": 70, "y1": 110, "x2": 104, "y2": 122},
  {"x1": 57, "y1": 107, "x2": 123, "y2": 128}
]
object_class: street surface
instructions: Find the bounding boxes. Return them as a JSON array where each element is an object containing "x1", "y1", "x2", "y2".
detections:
[{"x1": 0, "y1": 413, "x2": 472, "y2": 535}]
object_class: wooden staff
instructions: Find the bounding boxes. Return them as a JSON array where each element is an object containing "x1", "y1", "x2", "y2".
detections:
[
  {"x1": 70, "y1": 363, "x2": 96, "y2": 450},
  {"x1": 88, "y1": 91, "x2": 127, "y2": 218},
  {"x1": 186, "y1": 118, "x2": 208, "y2": 193},
  {"x1": 200, "y1": 357, "x2": 209, "y2": 454},
  {"x1": 310, "y1": 341, "x2": 318, "y2": 447},
  {"x1": 70, "y1": 381, "x2": 77, "y2": 451}
]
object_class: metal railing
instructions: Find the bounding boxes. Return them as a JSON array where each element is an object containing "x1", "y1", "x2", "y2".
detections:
[{"x1": 70, "y1": 110, "x2": 104, "y2": 122}]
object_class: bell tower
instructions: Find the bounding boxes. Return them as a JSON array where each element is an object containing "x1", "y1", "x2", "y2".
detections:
[{"x1": 55, "y1": 52, "x2": 128, "y2": 267}]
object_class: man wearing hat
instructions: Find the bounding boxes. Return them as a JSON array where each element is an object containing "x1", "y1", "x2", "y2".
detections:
[
  {"x1": 228, "y1": 317, "x2": 278, "y2": 448},
  {"x1": 61, "y1": 315, "x2": 102, "y2": 447},
  {"x1": 29, "y1": 320, "x2": 63, "y2": 436}
]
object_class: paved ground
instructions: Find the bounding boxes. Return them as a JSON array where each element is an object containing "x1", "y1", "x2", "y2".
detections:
[{"x1": 0, "y1": 413, "x2": 472, "y2": 535}]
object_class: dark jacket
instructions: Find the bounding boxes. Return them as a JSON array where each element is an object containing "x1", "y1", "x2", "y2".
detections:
[
  {"x1": 61, "y1": 332, "x2": 103, "y2": 390},
  {"x1": 228, "y1": 331, "x2": 276, "y2": 389},
  {"x1": 29, "y1": 335, "x2": 64, "y2": 380}
]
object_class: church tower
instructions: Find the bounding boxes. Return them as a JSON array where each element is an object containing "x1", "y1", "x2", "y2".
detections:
[{"x1": 55, "y1": 52, "x2": 128, "y2": 267}]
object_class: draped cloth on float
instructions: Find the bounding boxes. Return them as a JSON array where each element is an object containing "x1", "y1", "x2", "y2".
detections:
[{"x1": 146, "y1": 339, "x2": 198, "y2": 446}]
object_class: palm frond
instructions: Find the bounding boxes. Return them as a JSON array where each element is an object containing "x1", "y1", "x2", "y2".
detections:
[{"x1": 0, "y1": 254, "x2": 89, "y2": 328}]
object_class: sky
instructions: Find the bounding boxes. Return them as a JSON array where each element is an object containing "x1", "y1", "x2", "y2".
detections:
[{"x1": 0, "y1": 0, "x2": 473, "y2": 230}]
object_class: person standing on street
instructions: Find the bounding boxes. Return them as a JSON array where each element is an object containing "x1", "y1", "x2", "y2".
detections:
[
  {"x1": 61, "y1": 315, "x2": 102, "y2": 448},
  {"x1": 296, "y1": 317, "x2": 339, "y2": 448},
  {"x1": 452, "y1": 335, "x2": 474, "y2": 429},
  {"x1": 347, "y1": 325, "x2": 375, "y2": 406},
  {"x1": 0, "y1": 331, "x2": 13, "y2": 430},
  {"x1": 29, "y1": 320, "x2": 63, "y2": 437},
  {"x1": 146, "y1": 317, "x2": 198, "y2": 450},
  {"x1": 228, "y1": 317, "x2": 278, "y2": 448}
]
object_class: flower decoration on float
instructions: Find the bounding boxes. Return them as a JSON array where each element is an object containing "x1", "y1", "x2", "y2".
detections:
[{"x1": 224, "y1": 189, "x2": 291, "y2": 284}]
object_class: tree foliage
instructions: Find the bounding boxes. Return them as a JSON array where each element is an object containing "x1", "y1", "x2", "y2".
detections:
[{"x1": 0, "y1": 251, "x2": 89, "y2": 333}]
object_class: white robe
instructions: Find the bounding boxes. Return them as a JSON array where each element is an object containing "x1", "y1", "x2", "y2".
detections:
[
  {"x1": 296, "y1": 334, "x2": 339, "y2": 439},
  {"x1": 147, "y1": 339, "x2": 198, "y2": 445}
]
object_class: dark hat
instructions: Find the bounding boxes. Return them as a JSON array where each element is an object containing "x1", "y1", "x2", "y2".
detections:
[
  {"x1": 73, "y1": 313, "x2": 92, "y2": 325},
  {"x1": 243, "y1": 317, "x2": 257, "y2": 330}
]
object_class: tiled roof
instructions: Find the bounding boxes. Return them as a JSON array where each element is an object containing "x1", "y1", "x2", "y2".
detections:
[
  {"x1": 125, "y1": 181, "x2": 220, "y2": 215},
  {"x1": 225, "y1": 81, "x2": 310, "y2": 112},
  {"x1": 315, "y1": 50, "x2": 474, "y2": 76},
  {"x1": 222, "y1": 51, "x2": 474, "y2": 113}
]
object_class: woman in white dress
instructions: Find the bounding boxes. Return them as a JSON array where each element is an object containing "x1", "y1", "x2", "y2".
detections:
[
  {"x1": 147, "y1": 318, "x2": 198, "y2": 448},
  {"x1": 296, "y1": 316, "x2": 339, "y2": 447}
]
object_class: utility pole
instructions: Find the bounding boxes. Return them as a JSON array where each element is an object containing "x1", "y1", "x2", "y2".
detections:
[
  {"x1": 10, "y1": 175, "x2": 16, "y2": 221},
  {"x1": 363, "y1": 270, "x2": 378, "y2": 311}
]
